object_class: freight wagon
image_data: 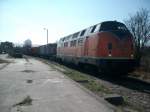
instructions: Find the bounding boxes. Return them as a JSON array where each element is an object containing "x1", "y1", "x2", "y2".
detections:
[{"x1": 30, "y1": 43, "x2": 57, "y2": 59}]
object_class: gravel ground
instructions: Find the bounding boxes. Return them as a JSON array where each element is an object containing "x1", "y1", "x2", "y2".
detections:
[{"x1": 93, "y1": 77, "x2": 150, "y2": 112}]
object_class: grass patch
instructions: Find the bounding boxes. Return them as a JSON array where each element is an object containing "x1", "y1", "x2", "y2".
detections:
[
  {"x1": 62, "y1": 67, "x2": 110, "y2": 93},
  {"x1": 83, "y1": 80, "x2": 110, "y2": 93},
  {"x1": 47, "y1": 61, "x2": 111, "y2": 94}
]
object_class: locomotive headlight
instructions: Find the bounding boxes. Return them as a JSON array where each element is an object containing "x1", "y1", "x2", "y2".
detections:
[
  {"x1": 131, "y1": 54, "x2": 134, "y2": 58},
  {"x1": 108, "y1": 54, "x2": 112, "y2": 57}
]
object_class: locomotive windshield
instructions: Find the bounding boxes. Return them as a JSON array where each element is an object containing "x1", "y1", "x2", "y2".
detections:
[
  {"x1": 100, "y1": 21, "x2": 128, "y2": 31},
  {"x1": 100, "y1": 21, "x2": 130, "y2": 38}
]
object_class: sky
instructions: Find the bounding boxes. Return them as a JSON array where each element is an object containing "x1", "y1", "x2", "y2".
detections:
[{"x1": 0, "y1": 0, "x2": 150, "y2": 46}]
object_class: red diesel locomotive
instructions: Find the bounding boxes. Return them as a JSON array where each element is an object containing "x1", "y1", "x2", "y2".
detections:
[{"x1": 57, "y1": 21, "x2": 136, "y2": 74}]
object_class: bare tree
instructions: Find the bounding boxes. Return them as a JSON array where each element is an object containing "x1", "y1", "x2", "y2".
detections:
[
  {"x1": 23, "y1": 39, "x2": 32, "y2": 48},
  {"x1": 125, "y1": 8, "x2": 150, "y2": 60},
  {"x1": 0, "y1": 41, "x2": 14, "y2": 54},
  {"x1": 23, "y1": 39, "x2": 32, "y2": 54}
]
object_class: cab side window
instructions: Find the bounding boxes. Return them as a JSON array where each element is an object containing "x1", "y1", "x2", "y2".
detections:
[
  {"x1": 90, "y1": 25, "x2": 97, "y2": 33},
  {"x1": 80, "y1": 30, "x2": 86, "y2": 36}
]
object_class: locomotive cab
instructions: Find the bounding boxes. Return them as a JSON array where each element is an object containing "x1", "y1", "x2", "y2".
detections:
[{"x1": 97, "y1": 21, "x2": 136, "y2": 74}]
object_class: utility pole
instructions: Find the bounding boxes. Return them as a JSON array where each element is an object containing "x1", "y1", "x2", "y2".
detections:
[
  {"x1": 43, "y1": 28, "x2": 48, "y2": 45},
  {"x1": 44, "y1": 28, "x2": 49, "y2": 54}
]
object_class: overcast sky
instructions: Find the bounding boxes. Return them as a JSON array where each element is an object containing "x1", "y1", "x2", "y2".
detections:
[{"x1": 0, "y1": 0, "x2": 150, "y2": 45}]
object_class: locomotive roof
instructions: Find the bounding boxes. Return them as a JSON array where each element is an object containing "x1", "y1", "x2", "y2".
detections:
[{"x1": 59, "y1": 21, "x2": 125, "y2": 42}]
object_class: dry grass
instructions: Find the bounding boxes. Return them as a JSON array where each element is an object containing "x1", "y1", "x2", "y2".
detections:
[
  {"x1": 141, "y1": 56, "x2": 150, "y2": 72},
  {"x1": 132, "y1": 54, "x2": 150, "y2": 82},
  {"x1": 45, "y1": 61, "x2": 111, "y2": 94}
]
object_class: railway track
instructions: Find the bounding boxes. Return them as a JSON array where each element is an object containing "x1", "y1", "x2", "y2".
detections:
[
  {"x1": 121, "y1": 76, "x2": 150, "y2": 94},
  {"x1": 91, "y1": 72, "x2": 150, "y2": 94},
  {"x1": 69, "y1": 63, "x2": 150, "y2": 94}
]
